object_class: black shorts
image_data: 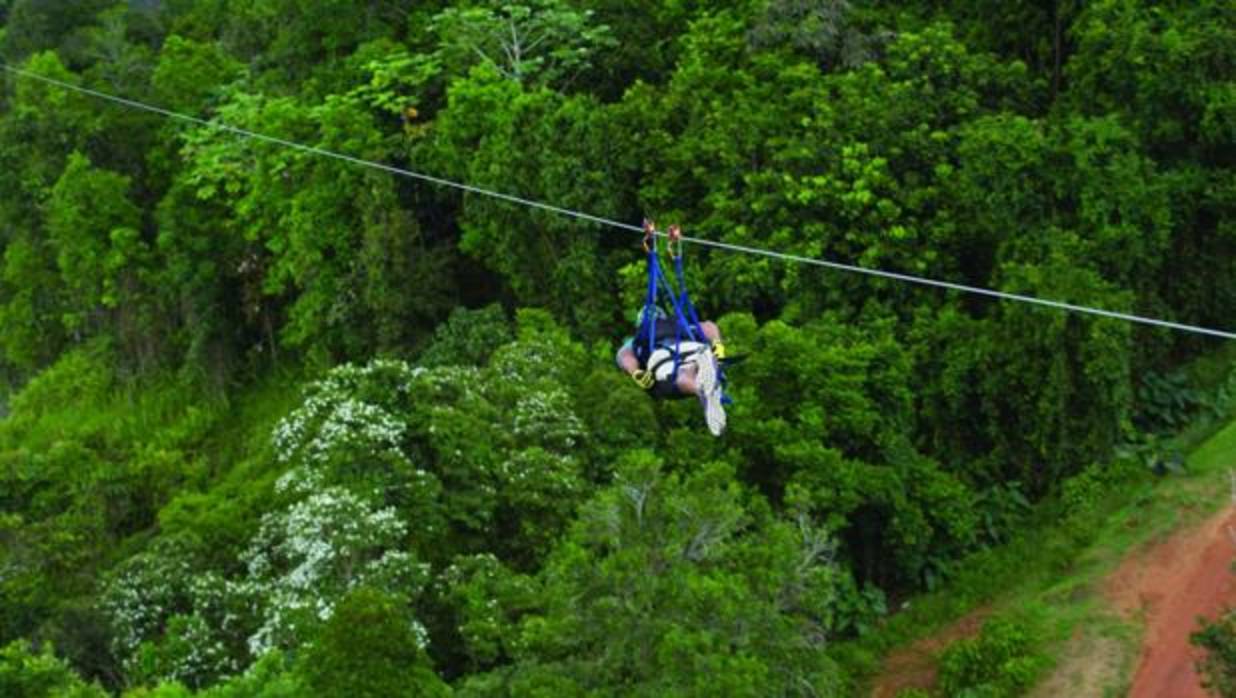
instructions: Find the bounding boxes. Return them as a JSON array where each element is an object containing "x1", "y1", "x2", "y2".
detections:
[{"x1": 650, "y1": 378, "x2": 688, "y2": 400}]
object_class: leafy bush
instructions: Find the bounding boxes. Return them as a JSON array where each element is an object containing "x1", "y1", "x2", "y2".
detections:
[
  {"x1": 122, "y1": 652, "x2": 304, "y2": 698},
  {"x1": 937, "y1": 618, "x2": 1048, "y2": 697},
  {"x1": 1207, "y1": 368, "x2": 1236, "y2": 422},
  {"x1": 973, "y1": 482, "x2": 1032, "y2": 548},
  {"x1": 1137, "y1": 370, "x2": 1208, "y2": 433},
  {"x1": 295, "y1": 587, "x2": 449, "y2": 698},
  {"x1": 416, "y1": 304, "x2": 512, "y2": 369},
  {"x1": 1193, "y1": 610, "x2": 1236, "y2": 697},
  {"x1": 0, "y1": 640, "x2": 106, "y2": 698}
]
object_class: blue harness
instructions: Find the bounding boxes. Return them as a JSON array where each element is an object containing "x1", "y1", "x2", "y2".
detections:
[{"x1": 634, "y1": 222, "x2": 730, "y2": 401}]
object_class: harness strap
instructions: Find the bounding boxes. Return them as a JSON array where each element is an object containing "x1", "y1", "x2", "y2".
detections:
[
  {"x1": 646, "y1": 344, "x2": 706, "y2": 375},
  {"x1": 638, "y1": 220, "x2": 730, "y2": 406},
  {"x1": 637, "y1": 241, "x2": 661, "y2": 366}
]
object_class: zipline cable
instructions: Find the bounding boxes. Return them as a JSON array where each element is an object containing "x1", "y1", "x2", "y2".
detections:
[{"x1": 5, "y1": 62, "x2": 1235, "y2": 341}]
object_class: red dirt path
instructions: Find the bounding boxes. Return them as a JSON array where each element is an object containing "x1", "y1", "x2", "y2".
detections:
[
  {"x1": 1107, "y1": 505, "x2": 1236, "y2": 698},
  {"x1": 870, "y1": 505, "x2": 1236, "y2": 697}
]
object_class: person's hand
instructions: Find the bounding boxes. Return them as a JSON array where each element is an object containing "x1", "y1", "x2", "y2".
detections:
[{"x1": 631, "y1": 369, "x2": 654, "y2": 390}]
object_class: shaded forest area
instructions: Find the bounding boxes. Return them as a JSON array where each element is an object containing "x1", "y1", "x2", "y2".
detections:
[{"x1": 0, "y1": 0, "x2": 1233, "y2": 695}]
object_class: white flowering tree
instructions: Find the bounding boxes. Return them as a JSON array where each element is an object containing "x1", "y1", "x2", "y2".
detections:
[
  {"x1": 271, "y1": 312, "x2": 591, "y2": 568},
  {"x1": 101, "y1": 311, "x2": 602, "y2": 689},
  {"x1": 102, "y1": 538, "x2": 204, "y2": 684},
  {"x1": 240, "y1": 485, "x2": 429, "y2": 658},
  {"x1": 103, "y1": 537, "x2": 262, "y2": 688}
]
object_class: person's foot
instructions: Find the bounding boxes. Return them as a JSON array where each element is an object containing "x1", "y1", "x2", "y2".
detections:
[{"x1": 694, "y1": 349, "x2": 726, "y2": 436}]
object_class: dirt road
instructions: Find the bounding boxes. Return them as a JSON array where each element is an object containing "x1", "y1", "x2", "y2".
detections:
[
  {"x1": 869, "y1": 505, "x2": 1236, "y2": 697},
  {"x1": 1108, "y1": 506, "x2": 1236, "y2": 698}
]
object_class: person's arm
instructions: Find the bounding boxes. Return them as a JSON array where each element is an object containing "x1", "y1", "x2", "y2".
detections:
[
  {"x1": 616, "y1": 342, "x2": 653, "y2": 389},
  {"x1": 616, "y1": 344, "x2": 640, "y2": 374}
]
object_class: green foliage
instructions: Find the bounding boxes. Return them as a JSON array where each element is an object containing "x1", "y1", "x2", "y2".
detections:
[
  {"x1": 123, "y1": 651, "x2": 304, "y2": 698},
  {"x1": 981, "y1": 261, "x2": 1134, "y2": 492},
  {"x1": 972, "y1": 482, "x2": 1032, "y2": 548},
  {"x1": 0, "y1": 640, "x2": 106, "y2": 698},
  {"x1": 241, "y1": 485, "x2": 429, "y2": 658},
  {"x1": 46, "y1": 152, "x2": 149, "y2": 340},
  {"x1": 440, "y1": 554, "x2": 538, "y2": 672},
  {"x1": 0, "y1": 347, "x2": 222, "y2": 652},
  {"x1": 1067, "y1": 0, "x2": 1236, "y2": 334},
  {"x1": 747, "y1": 0, "x2": 887, "y2": 70},
  {"x1": 425, "y1": 71, "x2": 624, "y2": 337},
  {"x1": 1193, "y1": 610, "x2": 1236, "y2": 698},
  {"x1": 462, "y1": 451, "x2": 851, "y2": 697},
  {"x1": 269, "y1": 316, "x2": 592, "y2": 568},
  {"x1": 296, "y1": 587, "x2": 450, "y2": 698},
  {"x1": 1, "y1": 1, "x2": 1234, "y2": 694},
  {"x1": 431, "y1": 0, "x2": 617, "y2": 88},
  {"x1": 0, "y1": 1, "x2": 113, "y2": 63},
  {"x1": 417, "y1": 304, "x2": 512, "y2": 368},
  {"x1": 151, "y1": 36, "x2": 244, "y2": 115},
  {"x1": 937, "y1": 617, "x2": 1049, "y2": 698}
]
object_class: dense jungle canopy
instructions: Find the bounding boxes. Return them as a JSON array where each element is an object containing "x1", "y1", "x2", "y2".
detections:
[{"x1": 0, "y1": 0, "x2": 1233, "y2": 695}]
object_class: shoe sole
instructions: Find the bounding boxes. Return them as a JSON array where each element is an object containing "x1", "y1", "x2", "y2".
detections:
[{"x1": 694, "y1": 350, "x2": 726, "y2": 436}]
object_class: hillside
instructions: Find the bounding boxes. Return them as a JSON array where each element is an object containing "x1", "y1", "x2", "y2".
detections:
[
  {"x1": 864, "y1": 418, "x2": 1236, "y2": 697},
  {"x1": 1, "y1": 1, "x2": 1234, "y2": 696}
]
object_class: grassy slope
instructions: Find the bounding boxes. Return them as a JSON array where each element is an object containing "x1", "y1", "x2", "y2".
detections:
[{"x1": 847, "y1": 415, "x2": 1236, "y2": 696}]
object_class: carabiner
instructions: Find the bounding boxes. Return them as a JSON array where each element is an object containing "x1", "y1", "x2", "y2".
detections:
[{"x1": 667, "y1": 224, "x2": 684, "y2": 259}]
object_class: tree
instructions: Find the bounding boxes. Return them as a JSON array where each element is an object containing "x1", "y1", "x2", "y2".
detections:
[
  {"x1": 416, "y1": 304, "x2": 512, "y2": 369},
  {"x1": 0, "y1": 640, "x2": 107, "y2": 698},
  {"x1": 0, "y1": 235, "x2": 66, "y2": 371},
  {"x1": 0, "y1": 0, "x2": 113, "y2": 63},
  {"x1": 239, "y1": 486, "x2": 429, "y2": 658},
  {"x1": 46, "y1": 152, "x2": 152, "y2": 351},
  {"x1": 461, "y1": 452, "x2": 852, "y2": 697},
  {"x1": 981, "y1": 252, "x2": 1134, "y2": 492},
  {"x1": 431, "y1": 0, "x2": 616, "y2": 89},
  {"x1": 295, "y1": 587, "x2": 450, "y2": 698},
  {"x1": 747, "y1": 0, "x2": 887, "y2": 71},
  {"x1": 150, "y1": 36, "x2": 244, "y2": 116},
  {"x1": 167, "y1": 87, "x2": 455, "y2": 364},
  {"x1": 425, "y1": 70, "x2": 627, "y2": 336},
  {"x1": 0, "y1": 51, "x2": 102, "y2": 371},
  {"x1": 1066, "y1": 0, "x2": 1236, "y2": 343}
]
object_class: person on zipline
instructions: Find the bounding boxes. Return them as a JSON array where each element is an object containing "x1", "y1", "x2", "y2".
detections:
[
  {"x1": 615, "y1": 222, "x2": 728, "y2": 436},
  {"x1": 615, "y1": 315, "x2": 727, "y2": 435}
]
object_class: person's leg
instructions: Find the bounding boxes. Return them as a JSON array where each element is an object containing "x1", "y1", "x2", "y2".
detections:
[
  {"x1": 675, "y1": 362, "x2": 699, "y2": 395},
  {"x1": 691, "y1": 348, "x2": 725, "y2": 436},
  {"x1": 700, "y1": 321, "x2": 726, "y2": 359},
  {"x1": 700, "y1": 321, "x2": 721, "y2": 342}
]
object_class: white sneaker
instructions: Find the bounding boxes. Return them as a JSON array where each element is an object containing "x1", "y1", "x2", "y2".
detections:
[{"x1": 693, "y1": 349, "x2": 726, "y2": 436}]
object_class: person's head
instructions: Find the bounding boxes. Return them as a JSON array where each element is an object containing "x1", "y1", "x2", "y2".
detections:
[{"x1": 634, "y1": 305, "x2": 667, "y2": 327}]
